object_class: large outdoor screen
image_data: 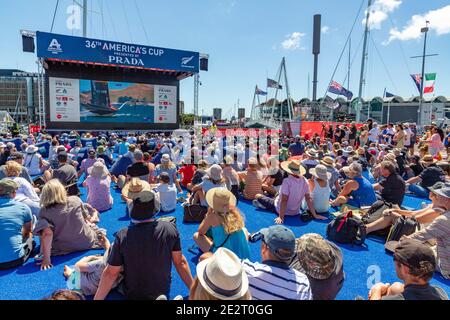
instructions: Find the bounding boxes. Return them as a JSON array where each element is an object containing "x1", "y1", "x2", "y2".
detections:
[{"x1": 48, "y1": 77, "x2": 178, "y2": 130}]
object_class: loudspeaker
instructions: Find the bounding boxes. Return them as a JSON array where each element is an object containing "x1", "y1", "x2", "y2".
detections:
[
  {"x1": 22, "y1": 35, "x2": 35, "y2": 53},
  {"x1": 313, "y1": 14, "x2": 321, "y2": 55},
  {"x1": 200, "y1": 57, "x2": 208, "y2": 71}
]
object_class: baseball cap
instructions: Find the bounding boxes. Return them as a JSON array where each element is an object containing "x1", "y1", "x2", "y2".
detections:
[
  {"x1": 0, "y1": 179, "x2": 19, "y2": 196},
  {"x1": 394, "y1": 239, "x2": 436, "y2": 274},
  {"x1": 260, "y1": 225, "x2": 296, "y2": 261}
]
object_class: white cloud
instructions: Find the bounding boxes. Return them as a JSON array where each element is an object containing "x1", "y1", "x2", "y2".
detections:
[
  {"x1": 321, "y1": 26, "x2": 330, "y2": 34},
  {"x1": 385, "y1": 5, "x2": 450, "y2": 44},
  {"x1": 362, "y1": 0, "x2": 402, "y2": 29},
  {"x1": 281, "y1": 32, "x2": 306, "y2": 50}
]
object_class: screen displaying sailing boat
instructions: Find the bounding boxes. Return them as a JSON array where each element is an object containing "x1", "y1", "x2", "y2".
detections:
[{"x1": 79, "y1": 80, "x2": 157, "y2": 123}]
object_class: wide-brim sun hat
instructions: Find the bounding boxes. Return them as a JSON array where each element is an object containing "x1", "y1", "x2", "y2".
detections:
[
  {"x1": 87, "y1": 161, "x2": 108, "y2": 179},
  {"x1": 305, "y1": 149, "x2": 318, "y2": 158},
  {"x1": 321, "y1": 156, "x2": 335, "y2": 168},
  {"x1": 310, "y1": 165, "x2": 332, "y2": 181},
  {"x1": 205, "y1": 188, "x2": 237, "y2": 213},
  {"x1": 122, "y1": 178, "x2": 152, "y2": 199},
  {"x1": 421, "y1": 154, "x2": 437, "y2": 166},
  {"x1": 280, "y1": 159, "x2": 306, "y2": 176},
  {"x1": 196, "y1": 247, "x2": 249, "y2": 300},
  {"x1": 26, "y1": 145, "x2": 39, "y2": 153},
  {"x1": 205, "y1": 164, "x2": 223, "y2": 181}
]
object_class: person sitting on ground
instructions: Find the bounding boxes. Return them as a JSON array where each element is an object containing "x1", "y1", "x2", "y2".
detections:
[
  {"x1": 194, "y1": 188, "x2": 250, "y2": 259},
  {"x1": 117, "y1": 150, "x2": 150, "y2": 189},
  {"x1": 261, "y1": 156, "x2": 284, "y2": 197},
  {"x1": 288, "y1": 135, "x2": 305, "y2": 157},
  {"x1": 190, "y1": 247, "x2": 251, "y2": 300},
  {"x1": 187, "y1": 159, "x2": 208, "y2": 191},
  {"x1": 156, "y1": 172, "x2": 177, "y2": 213},
  {"x1": 44, "y1": 151, "x2": 80, "y2": 196},
  {"x1": 365, "y1": 182, "x2": 447, "y2": 236},
  {"x1": 154, "y1": 154, "x2": 182, "y2": 193},
  {"x1": 0, "y1": 152, "x2": 33, "y2": 184},
  {"x1": 237, "y1": 157, "x2": 263, "y2": 201},
  {"x1": 82, "y1": 161, "x2": 113, "y2": 212},
  {"x1": 406, "y1": 154, "x2": 446, "y2": 199},
  {"x1": 94, "y1": 188, "x2": 193, "y2": 300},
  {"x1": 253, "y1": 159, "x2": 327, "y2": 224},
  {"x1": 369, "y1": 239, "x2": 448, "y2": 300},
  {"x1": 3, "y1": 161, "x2": 40, "y2": 216},
  {"x1": 143, "y1": 152, "x2": 156, "y2": 184},
  {"x1": 373, "y1": 161, "x2": 406, "y2": 206},
  {"x1": 109, "y1": 144, "x2": 135, "y2": 183},
  {"x1": 78, "y1": 148, "x2": 103, "y2": 180},
  {"x1": 33, "y1": 179, "x2": 102, "y2": 271},
  {"x1": 23, "y1": 145, "x2": 47, "y2": 176},
  {"x1": 331, "y1": 162, "x2": 377, "y2": 208},
  {"x1": 0, "y1": 179, "x2": 34, "y2": 270},
  {"x1": 404, "y1": 155, "x2": 424, "y2": 179},
  {"x1": 306, "y1": 164, "x2": 331, "y2": 215},
  {"x1": 289, "y1": 233, "x2": 345, "y2": 300},
  {"x1": 190, "y1": 164, "x2": 226, "y2": 207},
  {"x1": 321, "y1": 156, "x2": 341, "y2": 197},
  {"x1": 405, "y1": 182, "x2": 450, "y2": 279},
  {"x1": 242, "y1": 225, "x2": 312, "y2": 300},
  {"x1": 222, "y1": 156, "x2": 240, "y2": 201},
  {"x1": 178, "y1": 155, "x2": 196, "y2": 189},
  {"x1": 63, "y1": 232, "x2": 122, "y2": 296},
  {"x1": 96, "y1": 145, "x2": 113, "y2": 168},
  {"x1": 301, "y1": 148, "x2": 319, "y2": 180}
]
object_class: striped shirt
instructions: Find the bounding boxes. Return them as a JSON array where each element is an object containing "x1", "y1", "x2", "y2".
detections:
[
  {"x1": 409, "y1": 210, "x2": 450, "y2": 278},
  {"x1": 241, "y1": 170, "x2": 263, "y2": 200},
  {"x1": 242, "y1": 259, "x2": 312, "y2": 300}
]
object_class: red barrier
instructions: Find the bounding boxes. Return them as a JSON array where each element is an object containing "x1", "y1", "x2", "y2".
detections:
[
  {"x1": 201, "y1": 128, "x2": 281, "y2": 137},
  {"x1": 300, "y1": 122, "x2": 363, "y2": 139},
  {"x1": 29, "y1": 125, "x2": 41, "y2": 134}
]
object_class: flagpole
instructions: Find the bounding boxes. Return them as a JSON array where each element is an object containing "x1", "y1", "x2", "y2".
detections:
[
  {"x1": 418, "y1": 21, "x2": 430, "y2": 129},
  {"x1": 251, "y1": 86, "x2": 257, "y2": 121}
]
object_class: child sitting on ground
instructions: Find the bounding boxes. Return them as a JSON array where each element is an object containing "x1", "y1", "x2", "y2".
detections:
[
  {"x1": 156, "y1": 172, "x2": 177, "y2": 212},
  {"x1": 63, "y1": 233, "x2": 122, "y2": 296}
]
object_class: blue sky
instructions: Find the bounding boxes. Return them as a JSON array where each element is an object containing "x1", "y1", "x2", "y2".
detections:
[{"x1": 1, "y1": 0, "x2": 449, "y2": 118}]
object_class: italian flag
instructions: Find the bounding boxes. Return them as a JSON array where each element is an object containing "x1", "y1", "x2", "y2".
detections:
[{"x1": 424, "y1": 73, "x2": 436, "y2": 93}]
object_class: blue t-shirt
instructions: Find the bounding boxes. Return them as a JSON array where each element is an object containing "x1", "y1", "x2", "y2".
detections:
[
  {"x1": 118, "y1": 142, "x2": 130, "y2": 156},
  {"x1": 0, "y1": 198, "x2": 33, "y2": 264},
  {"x1": 288, "y1": 142, "x2": 305, "y2": 156}
]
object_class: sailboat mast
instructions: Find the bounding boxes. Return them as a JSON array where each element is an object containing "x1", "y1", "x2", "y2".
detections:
[
  {"x1": 83, "y1": 0, "x2": 88, "y2": 37},
  {"x1": 356, "y1": 0, "x2": 372, "y2": 122}
]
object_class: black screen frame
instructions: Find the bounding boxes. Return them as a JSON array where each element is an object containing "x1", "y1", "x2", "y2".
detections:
[{"x1": 44, "y1": 62, "x2": 182, "y2": 131}]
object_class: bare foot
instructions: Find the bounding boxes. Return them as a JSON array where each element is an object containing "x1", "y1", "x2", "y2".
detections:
[{"x1": 63, "y1": 265, "x2": 73, "y2": 279}]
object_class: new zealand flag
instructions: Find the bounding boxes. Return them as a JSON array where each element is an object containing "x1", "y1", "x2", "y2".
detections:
[{"x1": 328, "y1": 81, "x2": 353, "y2": 100}]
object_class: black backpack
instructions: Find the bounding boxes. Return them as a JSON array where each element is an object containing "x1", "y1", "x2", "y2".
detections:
[
  {"x1": 362, "y1": 200, "x2": 395, "y2": 225},
  {"x1": 386, "y1": 216, "x2": 420, "y2": 243},
  {"x1": 327, "y1": 211, "x2": 367, "y2": 246}
]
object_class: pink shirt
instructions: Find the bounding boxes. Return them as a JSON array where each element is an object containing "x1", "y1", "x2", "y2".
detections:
[
  {"x1": 275, "y1": 175, "x2": 310, "y2": 215},
  {"x1": 430, "y1": 133, "x2": 443, "y2": 149},
  {"x1": 85, "y1": 175, "x2": 113, "y2": 212}
]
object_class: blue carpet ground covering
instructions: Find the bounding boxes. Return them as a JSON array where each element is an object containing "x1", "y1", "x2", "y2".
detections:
[{"x1": 1, "y1": 185, "x2": 449, "y2": 300}]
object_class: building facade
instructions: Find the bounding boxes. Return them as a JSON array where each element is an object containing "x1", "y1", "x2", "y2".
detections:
[{"x1": 0, "y1": 69, "x2": 39, "y2": 124}]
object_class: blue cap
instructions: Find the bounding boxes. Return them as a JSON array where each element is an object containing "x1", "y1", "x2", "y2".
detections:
[{"x1": 260, "y1": 226, "x2": 296, "y2": 261}]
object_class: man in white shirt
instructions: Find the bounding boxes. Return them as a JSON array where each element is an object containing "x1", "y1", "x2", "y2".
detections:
[
  {"x1": 368, "y1": 122, "x2": 380, "y2": 144},
  {"x1": 404, "y1": 123, "x2": 412, "y2": 148}
]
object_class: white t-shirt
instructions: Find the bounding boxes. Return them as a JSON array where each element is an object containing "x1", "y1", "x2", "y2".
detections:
[
  {"x1": 369, "y1": 127, "x2": 379, "y2": 142},
  {"x1": 11, "y1": 176, "x2": 40, "y2": 201},
  {"x1": 404, "y1": 128, "x2": 412, "y2": 147},
  {"x1": 24, "y1": 153, "x2": 42, "y2": 176},
  {"x1": 156, "y1": 183, "x2": 177, "y2": 212}
]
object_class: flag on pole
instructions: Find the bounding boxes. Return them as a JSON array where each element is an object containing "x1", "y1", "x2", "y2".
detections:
[
  {"x1": 383, "y1": 88, "x2": 395, "y2": 98},
  {"x1": 424, "y1": 73, "x2": 436, "y2": 93},
  {"x1": 410, "y1": 74, "x2": 422, "y2": 94},
  {"x1": 267, "y1": 78, "x2": 283, "y2": 89},
  {"x1": 328, "y1": 81, "x2": 353, "y2": 100},
  {"x1": 324, "y1": 95, "x2": 340, "y2": 110},
  {"x1": 255, "y1": 86, "x2": 267, "y2": 96}
]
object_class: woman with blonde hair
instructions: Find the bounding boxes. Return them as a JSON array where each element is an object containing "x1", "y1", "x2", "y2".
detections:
[
  {"x1": 193, "y1": 188, "x2": 250, "y2": 259},
  {"x1": 4, "y1": 161, "x2": 40, "y2": 216},
  {"x1": 154, "y1": 154, "x2": 182, "y2": 193},
  {"x1": 33, "y1": 179, "x2": 103, "y2": 271},
  {"x1": 190, "y1": 248, "x2": 251, "y2": 301}
]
